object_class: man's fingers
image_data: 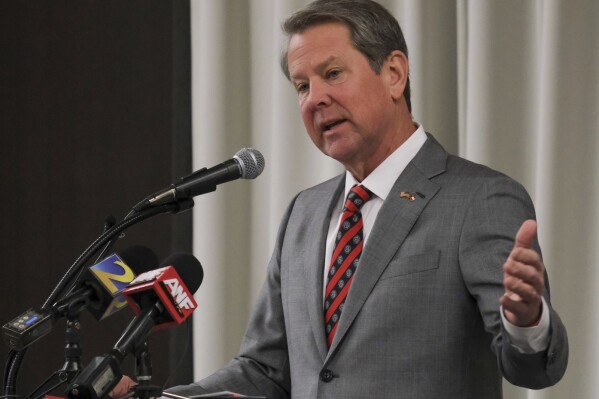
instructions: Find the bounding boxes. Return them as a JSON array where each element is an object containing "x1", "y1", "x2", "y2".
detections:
[
  {"x1": 504, "y1": 251, "x2": 545, "y2": 302},
  {"x1": 504, "y1": 275, "x2": 542, "y2": 302},
  {"x1": 109, "y1": 376, "x2": 137, "y2": 399},
  {"x1": 509, "y1": 247, "x2": 542, "y2": 268},
  {"x1": 514, "y1": 219, "x2": 537, "y2": 249},
  {"x1": 502, "y1": 219, "x2": 544, "y2": 327},
  {"x1": 500, "y1": 293, "x2": 542, "y2": 327},
  {"x1": 504, "y1": 258, "x2": 544, "y2": 289},
  {"x1": 500, "y1": 295, "x2": 529, "y2": 319}
]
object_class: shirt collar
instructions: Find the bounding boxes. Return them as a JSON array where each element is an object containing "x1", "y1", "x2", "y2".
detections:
[{"x1": 344, "y1": 125, "x2": 427, "y2": 201}]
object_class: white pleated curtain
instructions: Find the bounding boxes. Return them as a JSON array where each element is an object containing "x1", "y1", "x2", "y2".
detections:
[{"x1": 190, "y1": 1, "x2": 599, "y2": 398}]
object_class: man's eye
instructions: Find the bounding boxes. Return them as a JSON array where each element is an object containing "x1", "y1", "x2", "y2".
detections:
[
  {"x1": 327, "y1": 69, "x2": 341, "y2": 79},
  {"x1": 296, "y1": 83, "x2": 309, "y2": 93}
]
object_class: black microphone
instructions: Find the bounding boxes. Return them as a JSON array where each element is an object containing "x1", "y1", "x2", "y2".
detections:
[
  {"x1": 134, "y1": 148, "x2": 265, "y2": 211},
  {"x1": 65, "y1": 245, "x2": 159, "y2": 321},
  {"x1": 2, "y1": 246, "x2": 158, "y2": 351},
  {"x1": 66, "y1": 253, "x2": 203, "y2": 399},
  {"x1": 114, "y1": 252, "x2": 203, "y2": 357}
]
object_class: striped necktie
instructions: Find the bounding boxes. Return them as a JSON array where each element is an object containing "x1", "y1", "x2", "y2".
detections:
[{"x1": 324, "y1": 184, "x2": 373, "y2": 348}]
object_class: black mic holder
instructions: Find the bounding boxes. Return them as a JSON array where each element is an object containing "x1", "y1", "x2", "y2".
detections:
[
  {"x1": 132, "y1": 167, "x2": 216, "y2": 213},
  {"x1": 26, "y1": 317, "x2": 83, "y2": 399},
  {"x1": 66, "y1": 307, "x2": 162, "y2": 399},
  {"x1": 130, "y1": 340, "x2": 162, "y2": 399},
  {"x1": 26, "y1": 283, "x2": 105, "y2": 399}
]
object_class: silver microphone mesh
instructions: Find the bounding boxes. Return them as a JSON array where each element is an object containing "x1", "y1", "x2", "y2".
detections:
[{"x1": 233, "y1": 148, "x2": 265, "y2": 179}]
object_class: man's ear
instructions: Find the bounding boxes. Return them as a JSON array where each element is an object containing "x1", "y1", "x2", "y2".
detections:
[{"x1": 386, "y1": 50, "x2": 409, "y2": 101}]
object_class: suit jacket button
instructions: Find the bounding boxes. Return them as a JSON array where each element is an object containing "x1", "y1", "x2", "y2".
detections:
[{"x1": 320, "y1": 369, "x2": 334, "y2": 382}]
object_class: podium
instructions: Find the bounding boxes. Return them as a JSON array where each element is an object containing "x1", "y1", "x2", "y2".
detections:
[{"x1": 163, "y1": 391, "x2": 266, "y2": 399}]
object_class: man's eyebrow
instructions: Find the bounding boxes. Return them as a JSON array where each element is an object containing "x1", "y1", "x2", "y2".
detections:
[{"x1": 290, "y1": 55, "x2": 340, "y2": 81}]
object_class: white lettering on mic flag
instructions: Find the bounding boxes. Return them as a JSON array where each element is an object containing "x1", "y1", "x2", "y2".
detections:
[{"x1": 164, "y1": 278, "x2": 196, "y2": 310}]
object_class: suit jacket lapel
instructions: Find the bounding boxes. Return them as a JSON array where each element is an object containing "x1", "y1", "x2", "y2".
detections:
[
  {"x1": 326, "y1": 134, "x2": 447, "y2": 357},
  {"x1": 303, "y1": 175, "x2": 345, "y2": 361}
]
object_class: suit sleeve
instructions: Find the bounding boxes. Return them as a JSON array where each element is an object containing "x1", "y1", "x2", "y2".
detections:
[
  {"x1": 166, "y1": 196, "x2": 299, "y2": 399},
  {"x1": 458, "y1": 175, "x2": 568, "y2": 389}
]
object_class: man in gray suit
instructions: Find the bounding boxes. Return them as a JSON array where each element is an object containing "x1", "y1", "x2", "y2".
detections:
[{"x1": 115, "y1": 0, "x2": 568, "y2": 397}]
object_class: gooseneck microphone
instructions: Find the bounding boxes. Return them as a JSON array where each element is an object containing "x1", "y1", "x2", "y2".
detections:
[{"x1": 134, "y1": 148, "x2": 265, "y2": 211}]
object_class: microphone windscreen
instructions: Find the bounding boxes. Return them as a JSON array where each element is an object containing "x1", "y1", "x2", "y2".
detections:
[
  {"x1": 234, "y1": 148, "x2": 265, "y2": 179},
  {"x1": 118, "y1": 245, "x2": 159, "y2": 275},
  {"x1": 159, "y1": 252, "x2": 204, "y2": 294}
]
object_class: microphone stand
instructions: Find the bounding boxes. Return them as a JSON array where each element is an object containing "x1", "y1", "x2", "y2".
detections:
[
  {"x1": 3, "y1": 199, "x2": 194, "y2": 397},
  {"x1": 26, "y1": 280, "x2": 97, "y2": 399},
  {"x1": 130, "y1": 340, "x2": 162, "y2": 399},
  {"x1": 26, "y1": 317, "x2": 83, "y2": 399}
]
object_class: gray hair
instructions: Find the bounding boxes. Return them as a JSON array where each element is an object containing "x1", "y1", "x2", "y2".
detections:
[{"x1": 280, "y1": 0, "x2": 412, "y2": 112}]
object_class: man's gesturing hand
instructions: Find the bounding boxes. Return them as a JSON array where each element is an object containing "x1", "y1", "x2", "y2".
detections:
[{"x1": 500, "y1": 219, "x2": 545, "y2": 327}]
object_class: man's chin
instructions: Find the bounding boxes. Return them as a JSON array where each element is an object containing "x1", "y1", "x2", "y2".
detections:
[{"x1": 323, "y1": 145, "x2": 357, "y2": 164}]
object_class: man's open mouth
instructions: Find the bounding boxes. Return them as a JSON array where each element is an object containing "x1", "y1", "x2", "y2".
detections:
[{"x1": 323, "y1": 119, "x2": 346, "y2": 131}]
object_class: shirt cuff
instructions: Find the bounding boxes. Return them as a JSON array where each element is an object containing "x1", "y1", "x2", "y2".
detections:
[{"x1": 501, "y1": 296, "x2": 550, "y2": 353}]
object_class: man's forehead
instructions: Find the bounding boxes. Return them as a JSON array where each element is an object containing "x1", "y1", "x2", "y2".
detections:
[{"x1": 287, "y1": 23, "x2": 353, "y2": 79}]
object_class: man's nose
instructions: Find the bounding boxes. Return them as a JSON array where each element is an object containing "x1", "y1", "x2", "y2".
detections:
[{"x1": 306, "y1": 80, "x2": 331, "y2": 109}]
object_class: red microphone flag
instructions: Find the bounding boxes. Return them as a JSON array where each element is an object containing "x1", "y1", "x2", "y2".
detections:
[{"x1": 123, "y1": 266, "x2": 197, "y2": 331}]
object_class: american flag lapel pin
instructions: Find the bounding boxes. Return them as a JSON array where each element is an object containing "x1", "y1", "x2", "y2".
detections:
[{"x1": 400, "y1": 191, "x2": 416, "y2": 201}]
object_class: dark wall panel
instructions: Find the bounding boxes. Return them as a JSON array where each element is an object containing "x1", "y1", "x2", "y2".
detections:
[{"x1": 0, "y1": 0, "x2": 192, "y2": 394}]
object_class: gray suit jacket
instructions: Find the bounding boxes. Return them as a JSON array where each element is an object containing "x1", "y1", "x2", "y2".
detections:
[{"x1": 169, "y1": 135, "x2": 568, "y2": 398}]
